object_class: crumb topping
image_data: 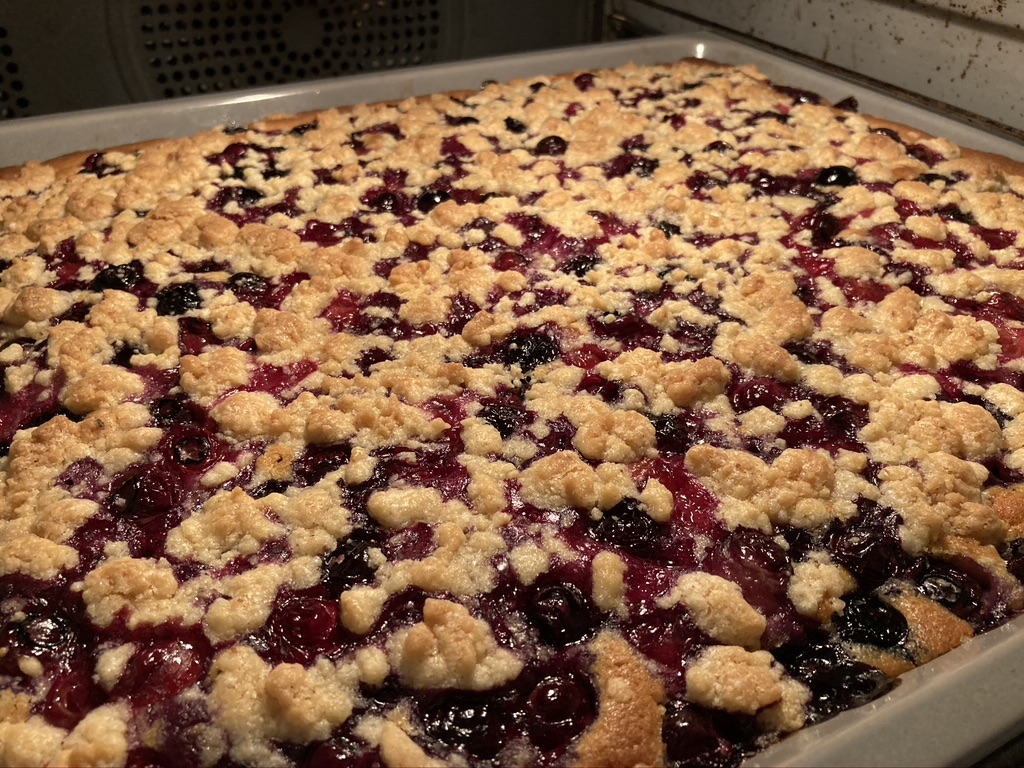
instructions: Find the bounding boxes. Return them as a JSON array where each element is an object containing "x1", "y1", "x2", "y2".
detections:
[{"x1": 2, "y1": 56, "x2": 1024, "y2": 768}]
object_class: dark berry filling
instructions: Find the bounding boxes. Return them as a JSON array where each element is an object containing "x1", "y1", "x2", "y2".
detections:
[
  {"x1": 527, "y1": 583, "x2": 599, "y2": 646},
  {"x1": 534, "y1": 136, "x2": 568, "y2": 156},
  {"x1": 155, "y1": 283, "x2": 202, "y2": 316},
  {"x1": 526, "y1": 672, "x2": 597, "y2": 750},
  {"x1": 590, "y1": 498, "x2": 665, "y2": 556},
  {"x1": 499, "y1": 329, "x2": 560, "y2": 372},
  {"x1": 322, "y1": 535, "x2": 380, "y2": 595},
  {"x1": 834, "y1": 593, "x2": 910, "y2": 648},
  {"x1": 814, "y1": 165, "x2": 858, "y2": 187},
  {"x1": 92, "y1": 261, "x2": 145, "y2": 293},
  {"x1": 775, "y1": 637, "x2": 893, "y2": 722}
]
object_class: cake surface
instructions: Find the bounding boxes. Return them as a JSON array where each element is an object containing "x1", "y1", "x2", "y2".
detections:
[{"x1": 2, "y1": 57, "x2": 1024, "y2": 767}]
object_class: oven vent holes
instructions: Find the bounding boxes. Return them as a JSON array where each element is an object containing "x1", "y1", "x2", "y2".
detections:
[
  {"x1": 122, "y1": 0, "x2": 446, "y2": 100},
  {"x1": 0, "y1": 26, "x2": 31, "y2": 120}
]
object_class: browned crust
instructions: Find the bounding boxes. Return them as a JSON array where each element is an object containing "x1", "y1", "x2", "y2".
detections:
[
  {"x1": 573, "y1": 632, "x2": 666, "y2": 768},
  {"x1": 861, "y1": 114, "x2": 1024, "y2": 180},
  {"x1": 889, "y1": 590, "x2": 974, "y2": 663},
  {"x1": 3, "y1": 57, "x2": 1021, "y2": 188},
  {"x1": 988, "y1": 485, "x2": 1024, "y2": 538}
]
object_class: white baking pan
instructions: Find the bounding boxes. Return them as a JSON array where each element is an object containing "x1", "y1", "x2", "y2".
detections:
[
  {"x1": 1, "y1": 22, "x2": 1022, "y2": 767},
  {"x1": 1, "y1": 24, "x2": 1021, "y2": 167}
]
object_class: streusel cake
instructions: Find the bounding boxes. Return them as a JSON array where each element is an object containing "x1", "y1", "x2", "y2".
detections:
[{"x1": 1, "y1": 57, "x2": 1024, "y2": 767}]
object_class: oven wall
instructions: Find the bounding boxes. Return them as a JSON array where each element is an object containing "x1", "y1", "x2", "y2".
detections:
[
  {"x1": 0, "y1": 0, "x2": 600, "y2": 119},
  {"x1": 611, "y1": 0, "x2": 1024, "y2": 135}
]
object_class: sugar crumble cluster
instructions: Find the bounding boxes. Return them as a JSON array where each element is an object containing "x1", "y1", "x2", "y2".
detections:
[{"x1": 1, "y1": 58, "x2": 1024, "y2": 767}]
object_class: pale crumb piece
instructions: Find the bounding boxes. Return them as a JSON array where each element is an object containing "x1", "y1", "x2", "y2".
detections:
[
  {"x1": 0, "y1": 716, "x2": 66, "y2": 768},
  {"x1": 180, "y1": 346, "x2": 251, "y2": 406},
  {"x1": 518, "y1": 451, "x2": 637, "y2": 512},
  {"x1": 50, "y1": 704, "x2": 130, "y2": 768},
  {"x1": 985, "y1": 383, "x2": 1024, "y2": 418},
  {"x1": 355, "y1": 647, "x2": 390, "y2": 687},
  {"x1": 462, "y1": 454, "x2": 517, "y2": 518},
  {"x1": 205, "y1": 558, "x2": 320, "y2": 643},
  {"x1": 60, "y1": 363, "x2": 146, "y2": 415},
  {"x1": 757, "y1": 677, "x2": 811, "y2": 734},
  {"x1": 461, "y1": 310, "x2": 516, "y2": 347},
  {"x1": 0, "y1": 690, "x2": 32, "y2": 723},
  {"x1": 568, "y1": 397, "x2": 656, "y2": 464},
  {"x1": 861, "y1": 398, "x2": 1003, "y2": 465},
  {"x1": 81, "y1": 555, "x2": 205, "y2": 629},
  {"x1": 211, "y1": 390, "x2": 283, "y2": 440},
  {"x1": 95, "y1": 644, "x2": 136, "y2": 691},
  {"x1": 388, "y1": 598, "x2": 523, "y2": 690},
  {"x1": 738, "y1": 406, "x2": 786, "y2": 437},
  {"x1": 591, "y1": 551, "x2": 628, "y2": 616},
  {"x1": 720, "y1": 272, "x2": 813, "y2": 345},
  {"x1": 788, "y1": 552, "x2": 856, "y2": 621},
  {"x1": 508, "y1": 541, "x2": 551, "y2": 585},
  {"x1": 29, "y1": 499, "x2": 99, "y2": 548},
  {"x1": 342, "y1": 447, "x2": 377, "y2": 485},
  {"x1": 308, "y1": 389, "x2": 449, "y2": 450},
  {"x1": 685, "y1": 646, "x2": 785, "y2": 715},
  {"x1": 0, "y1": 535, "x2": 78, "y2": 580},
  {"x1": 208, "y1": 646, "x2": 356, "y2": 766},
  {"x1": 573, "y1": 632, "x2": 665, "y2": 768},
  {"x1": 17, "y1": 656, "x2": 43, "y2": 678},
  {"x1": 657, "y1": 572, "x2": 766, "y2": 649},
  {"x1": 820, "y1": 287, "x2": 999, "y2": 373},
  {"x1": 639, "y1": 478, "x2": 675, "y2": 523},
  {"x1": 273, "y1": 483, "x2": 352, "y2": 556},
  {"x1": 879, "y1": 452, "x2": 1003, "y2": 554},
  {"x1": 686, "y1": 445, "x2": 847, "y2": 531},
  {"x1": 201, "y1": 460, "x2": 240, "y2": 487},
  {"x1": 825, "y1": 245, "x2": 884, "y2": 279},
  {"x1": 367, "y1": 487, "x2": 469, "y2": 529},
  {"x1": 166, "y1": 487, "x2": 285, "y2": 566},
  {"x1": 2, "y1": 286, "x2": 72, "y2": 326},
  {"x1": 380, "y1": 521, "x2": 506, "y2": 597},
  {"x1": 461, "y1": 417, "x2": 504, "y2": 456},
  {"x1": 780, "y1": 399, "x2": 814, "y2": 420},
  {"x1": 662, "y1": 356, "x2": 732, "y2": 409},
  {"x1": 354, "y1": 717, "x2": 446, "y2": 768},
  {"x1": 717, "y1": 328, "x2": 800, "y2": 382},
  {"x1": 340, "y1": 585, "x2": 390, "y2": 635},
  {"x1": 990, "y1": 485, "x2": 1024, "y2": 538}
]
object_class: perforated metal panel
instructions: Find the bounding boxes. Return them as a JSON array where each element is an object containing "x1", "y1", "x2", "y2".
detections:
[
  {"x1": 0, "y1": 0, "x2": 598, "y2": 121},
  {"x1": 0, "y1": 25, "x2": 30, "y2": 119},
  {"x1": 110, "y1": 0, "x2": 458, "y2": 101}
]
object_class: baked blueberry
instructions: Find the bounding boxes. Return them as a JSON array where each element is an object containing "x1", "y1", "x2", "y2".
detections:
[
  {"x1": 814, "y1": 165, "x2": 858, "y2": 187},
  {"x1": 834, "y1": 594, "x2": 909, "y2": 648},
  {"x1": 534, "y1": 136, "x2": 568, "y2": 156},
  {"x1": 417, "y1": 189, "x2": 452, "y2": 213},
  {"x1": 527, "y1": 584, "x2": 598, "y2": 646},
  {"x1": 155, "y1": 283, "x2": 201, "y2": 316}
]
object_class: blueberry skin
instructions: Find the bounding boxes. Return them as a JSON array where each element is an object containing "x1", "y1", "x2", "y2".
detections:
[
  {"x1": 834, "y1": 594, "x2": 909, "y2": 648},
  {"x1": 534, "y1": 136, "x2": 568, "y2": 156},
  {"x1": 814, "y1": 165, "x2": 858, "y2": 187}
]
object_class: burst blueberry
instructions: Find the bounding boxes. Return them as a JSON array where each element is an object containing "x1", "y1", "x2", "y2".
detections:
[
  {"x1": 834, "y1": 594, "x2": 909, "y2": 648},
  {"x1": 156, "y1": 283, "x2": 201, "y2": 316},
  {"x1": 92, "y1": 262, "x2": 143, "y2": 293},
  {"x1": 527, "y1": 584, "x2": 597, "y2": 645}
]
